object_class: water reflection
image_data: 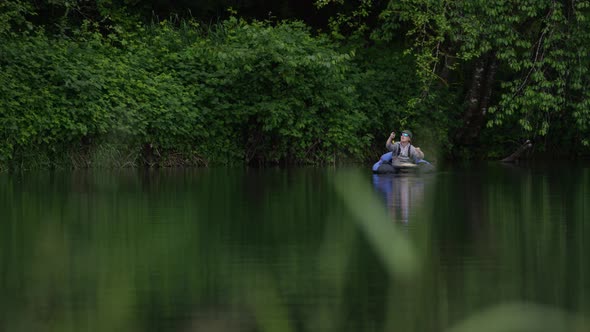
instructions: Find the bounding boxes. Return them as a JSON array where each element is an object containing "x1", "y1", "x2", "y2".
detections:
[
  {"x1": 372, "y1": 173, "x2": 427, "y2": 223},
  {"x1": 0, "y1": 166, "x2": 588, "y2": 332}
]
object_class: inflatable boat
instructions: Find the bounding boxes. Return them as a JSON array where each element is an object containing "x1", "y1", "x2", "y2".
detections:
[{"x1": 372, "y1": 152, "x2": 434, "y2": 174}]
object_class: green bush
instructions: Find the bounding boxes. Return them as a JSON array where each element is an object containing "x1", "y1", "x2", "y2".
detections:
[{"x1": 0, "y1": 18, "x2": 372, "y2": 169}]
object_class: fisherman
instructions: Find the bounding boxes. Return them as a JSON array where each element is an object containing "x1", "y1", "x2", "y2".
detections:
[{"x1": 385, "y1": 130, "x2": 424, "y2": 164}]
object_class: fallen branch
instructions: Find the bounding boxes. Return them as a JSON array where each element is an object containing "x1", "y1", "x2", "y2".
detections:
[{"x1": 501, "y1": 140, "x2": 533, "y2": 162}]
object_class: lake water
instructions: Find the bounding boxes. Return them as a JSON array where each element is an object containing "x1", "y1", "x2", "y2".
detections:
[{"x1": 1, "y1": 163, "x2": 589, "y2": 332}]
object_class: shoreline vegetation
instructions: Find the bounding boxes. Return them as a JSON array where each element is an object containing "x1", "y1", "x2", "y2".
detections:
[{"x1": 2, "y1": 1, "x2": 590, "y2": 171}]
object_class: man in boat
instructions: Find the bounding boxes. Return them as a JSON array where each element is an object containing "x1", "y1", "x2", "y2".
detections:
[{"x1": 385, "y1": 130, "x2": 424, "y2": 165}]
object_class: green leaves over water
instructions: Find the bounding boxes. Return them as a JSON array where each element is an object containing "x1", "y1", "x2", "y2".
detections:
[{"x1": 0, "y1": 18, "x2": 366, "y2": 169}]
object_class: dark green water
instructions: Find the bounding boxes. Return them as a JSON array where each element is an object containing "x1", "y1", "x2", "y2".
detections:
[{"x1": 1, "y1": 164, "x2": 589, "y2": 332}]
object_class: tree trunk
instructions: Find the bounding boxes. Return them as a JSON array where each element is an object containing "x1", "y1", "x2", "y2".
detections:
[{"x1": 456, "y1": 52, "x2": 499, "y2": 144}]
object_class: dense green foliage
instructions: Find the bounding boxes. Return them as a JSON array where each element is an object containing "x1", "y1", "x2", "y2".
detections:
[
  {"x1": 320, "y1": 0, "x2": 590, "y2": 157},
  {"x1": 2, "y1": 0, "x2": 590, "y2": 170},
  {"x1": 1, "y1": 14, "x2": 388, "y2": 169}
]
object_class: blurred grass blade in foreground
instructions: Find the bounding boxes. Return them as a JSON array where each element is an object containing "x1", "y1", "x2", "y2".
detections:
[
  {"x1": 447, "y1": 302, "x2": 587, "y2": 332},
  {"x1": 333, "y1": 170, "x2": 419, "y2": 280}
]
